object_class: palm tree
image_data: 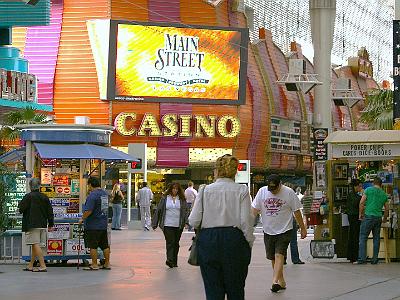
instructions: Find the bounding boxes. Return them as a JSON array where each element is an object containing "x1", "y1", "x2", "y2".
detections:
[
  {"x1": 0, "y1": 107, "x2": 50, "y2": 148},
  {"x1": 359, "y1": 89, "x2": 393, "y2": 130}
]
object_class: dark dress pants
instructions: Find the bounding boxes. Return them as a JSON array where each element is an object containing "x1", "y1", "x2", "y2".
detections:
[
  {"x1": 347, "y1": 214, "x2": 360, "y2": 262},
  {"x1": 163, "y1": 226, "x2": 183, "y2": 265},
  {"x1": 198, "y1": 227, "x2": 251, "y2": 300}
]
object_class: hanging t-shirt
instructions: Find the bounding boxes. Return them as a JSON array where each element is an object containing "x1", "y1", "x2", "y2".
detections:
[{"x1": 252, "y1": 185, "x2": 302, "y2": 235}]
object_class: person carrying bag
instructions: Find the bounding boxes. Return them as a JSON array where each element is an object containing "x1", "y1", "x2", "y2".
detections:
[
  {"x1": 187, "y1": 185, "x2": 206, "y2": 266},
  {"x1": 188, "y1": 154, "x2": 255, "y2": 300}
]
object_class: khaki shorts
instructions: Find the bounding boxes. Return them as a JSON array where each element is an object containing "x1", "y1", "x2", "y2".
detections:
[{"x1": 25, "y1": 228, "x2": 47, "y2": 247}]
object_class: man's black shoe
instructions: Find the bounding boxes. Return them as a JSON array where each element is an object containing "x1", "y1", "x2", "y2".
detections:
[{"x1": 293, "y1": 261, "x2": 305, "y2": 264}]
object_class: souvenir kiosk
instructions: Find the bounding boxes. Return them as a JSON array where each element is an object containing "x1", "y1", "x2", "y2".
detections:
[
  {"x1": 322, "y1": 130, "x2": 400, "y2": 261},
  {"x1": 18, "y1": 124, "x2": 138, "y2": 262}
]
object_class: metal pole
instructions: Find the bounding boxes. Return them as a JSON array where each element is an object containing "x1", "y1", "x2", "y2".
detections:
[{"x1": 127, "y1": 170, "x2": 132, "y2": 222}]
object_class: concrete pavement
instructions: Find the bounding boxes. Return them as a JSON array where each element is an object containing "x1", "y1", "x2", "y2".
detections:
[{"x1": 0, "y1": 228, "x2": 400, "y2": 300}]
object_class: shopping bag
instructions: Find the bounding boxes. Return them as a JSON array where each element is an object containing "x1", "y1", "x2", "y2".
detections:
[{"x1": 188, "y1": 235, "x2": 199, "y2": 266}]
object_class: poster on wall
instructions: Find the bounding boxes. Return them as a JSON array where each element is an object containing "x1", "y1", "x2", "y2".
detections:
[
  {"x1": 47, "y1": 223, "x2": 70, "y2": 239},
  {"x1": 47, "y1": 239, "x2": 63, "y2": 255},
  {"x1": 106, "y1": 20, "x2": 248, "y2": 105}
]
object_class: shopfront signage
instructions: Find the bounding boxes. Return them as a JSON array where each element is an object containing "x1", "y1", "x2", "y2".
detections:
[
  {"x1": 0, "y1": 68, "x2": 37, "y2": 102},
  {"x1": 52, "y1": 175, "x2": 69, "y2": 186},
  {"x1": 114, "y1": 112, "x2": 241, "y2": 138},
  {"x1": 332, "y1": 144, "x2": 400, "y2": 159}
]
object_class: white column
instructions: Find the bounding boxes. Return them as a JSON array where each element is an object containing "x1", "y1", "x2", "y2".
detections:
[
  {"x1": 127, "y1": 171, "x2": 132, "y2": 222},
  {"x1": 309, "y1": 0, "x2": 336, "y2": 135},
  {"x1": 396, "y1": 0, "x2": 400, "y2": 20}
]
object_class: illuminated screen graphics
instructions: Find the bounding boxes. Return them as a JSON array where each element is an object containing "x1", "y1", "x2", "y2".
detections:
[{"x1": 107, "y1": 21, "x2": 248, "y2": 105}]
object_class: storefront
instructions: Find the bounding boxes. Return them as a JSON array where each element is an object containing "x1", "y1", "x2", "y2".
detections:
[
  {"x1": 10, "y1": 124, "x2": 139, "y2": 262},
  {"x1": 322, "y1": 130, "x2": 400, "y2": 260}
]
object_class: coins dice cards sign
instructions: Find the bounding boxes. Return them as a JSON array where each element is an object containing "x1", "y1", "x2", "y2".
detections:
[{"x1": 47, "y1": 239, "x2": 63, "y2": 255}]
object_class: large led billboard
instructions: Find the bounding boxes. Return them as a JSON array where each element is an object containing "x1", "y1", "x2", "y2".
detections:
[{"x1": 106, "y1": 20, "x2": 248, "y2": 105}]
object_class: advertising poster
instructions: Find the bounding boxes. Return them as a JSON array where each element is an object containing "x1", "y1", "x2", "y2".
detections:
[
  {"x1": 55, "y1": 186, "x2": 71, "y2": 196},
  {"x1": 49, "y1": 198, "x2": 70, "y2": 207},
  {"x1": 47, "y1": 239, "x2": 63, "y2": 255},
  {"x1": 40, "y1": 186, "x2": 56, "y2": 198},
  {"x1": 65, "y1": 239, "x2": 88, "y2": 255},
  {"x1": 41, "y1": 168, "x2": 52, "y2": 185},
  {"x1": 71, "y1": 179, "x2": 80, "y2": 195},
  {"x1": 3, "y1": 173, "x2": 26, "y2": 216},
  {"x1": 67, "y1": 198, "x2": 79, "y2": 213},
  {"x1": 53, "y1": 206, "x2": 67, "y2": 215},
  {"x1": 71, "y1": 224, "x2": 84, "y2": 239},
  {"x1": 47, "y1": 223, "x2": 70, "y2": 239},
  {"x1": 107, "y1": 21, "x2": 248, "y2": 105},
  {"x1": 313, "y1": 128, "x2": 328, "y2": 161},
  {"x1": 53, "y1": 175, "x2": 69, "y2": 186}
]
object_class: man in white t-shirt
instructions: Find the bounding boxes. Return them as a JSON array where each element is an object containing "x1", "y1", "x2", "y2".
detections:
[
  {"x1": 184, "y1": 181, "x2": 197, "y2": 231},
  {"x1": 252, "y1": 174, "x2": 307, "y2": 293}
]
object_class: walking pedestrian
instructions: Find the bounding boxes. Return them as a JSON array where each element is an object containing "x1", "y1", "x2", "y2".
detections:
[
  {"x1": 111, "y1": 183, "x2": 124, "y2": 230},
  {"x1": 18, "y1": 178, "x2": 54, "y2": 272},
  {"x1": 252, "y1": 174, "x2": 307, "y2": 293},
  {"x1": 189, "y1": 154, "x2": 255, "y2": 300},
  {"x1": 289, "y1": 186, "x2": 305, "y2": 264},
  {"x1": 152, "y1": 182, "x2": 188, "y2": 268},
  {"x1": 356, "y1": 177, "x2": 389, "y2": 264},
  {"x1": 136, "y1": 182, "x2": 153, "y2": 231},
  {"x1": 184, "y1": 181, "x2": 197, "y2": 231},
  {"x1": 79, "y1": 177, "x2": 111, "y2": 270},
  {"x1": 346, "y1": 179, "x2": 363, "y2": 263}
]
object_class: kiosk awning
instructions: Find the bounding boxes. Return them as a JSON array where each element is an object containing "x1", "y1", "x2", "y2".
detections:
[
  {"x1": 34, "y1": 143, "x2": 139, "y2": 162},
  {"x1": 324, "y1": 130, "x2": 400, "y2": 144}
]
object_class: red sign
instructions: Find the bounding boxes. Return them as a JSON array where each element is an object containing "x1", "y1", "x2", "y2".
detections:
[
  {"x1": 52, "y1": 175, "x2": 69, "y2": 186},
  {"x1": 55, "y1": 186, "x2": 71, "y2": 195},
  {"x1": 47, "y1": 239, "x2": 63, "y2": 255}
]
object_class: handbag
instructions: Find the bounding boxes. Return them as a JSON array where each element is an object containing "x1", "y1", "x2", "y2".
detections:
[{"x1": 188, "y1": 185, "x2": 205, "y2": 266}]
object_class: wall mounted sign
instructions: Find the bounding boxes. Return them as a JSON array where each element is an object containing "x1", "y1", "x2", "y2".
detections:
[
  {"x1": 313, "y1": 128, "x2": 328, "y2": 161},
  {"x1": 0, "y1": 69, "x2": 37, "y2": 102},
  {"x1": 106, "y1": 20, "x2": 248, "y2": 105},
  {"x1": 114, "y1": 112, "x2": 241, "y2": 138},
  {"x1": 270, "y1": 118, "x2": 302, "y2": 153}
]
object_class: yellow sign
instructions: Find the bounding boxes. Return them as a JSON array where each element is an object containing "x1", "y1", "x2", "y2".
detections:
[{"x1": 114, "y1": 112, "x2": 241, "y2": 138}]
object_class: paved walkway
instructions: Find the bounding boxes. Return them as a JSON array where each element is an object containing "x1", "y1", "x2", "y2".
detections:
[{"x1": 1, "y1": 228, "x2": 400, "y2": 300}]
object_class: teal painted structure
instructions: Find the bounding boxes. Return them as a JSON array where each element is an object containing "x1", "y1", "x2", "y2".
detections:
[
  {"x1": 0, "y1": 0, "x2": 52, "y2": 112},
  {"x1": 0, "y1": 46, "x2": 28, "y2": 72},
  {"x1": 0, "y1": 0, "x2": 50, "y2": 27}
]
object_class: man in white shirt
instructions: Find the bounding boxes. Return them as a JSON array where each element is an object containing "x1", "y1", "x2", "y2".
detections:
[
  {"x1": 252, "y1": 174, "x2": 307, "y2": 293},
  {"x1": 136, "y1": 182, "x2": 154, "y2": 231},
  {"x1": 184, "y1": 181, "x2": 197, "y2": 231}
]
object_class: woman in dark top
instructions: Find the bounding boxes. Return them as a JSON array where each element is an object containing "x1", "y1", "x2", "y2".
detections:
[
  {"x1": 346, "y1": 179, "x2": 363, "y2": 262},
  {"x1": 111, "y1": 183, "x2": 124, "y2": 230}
]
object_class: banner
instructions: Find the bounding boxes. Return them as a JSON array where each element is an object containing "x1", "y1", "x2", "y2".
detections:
[{"x1": 394, "y1": 20, "x2": 400, "y2": 126}]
